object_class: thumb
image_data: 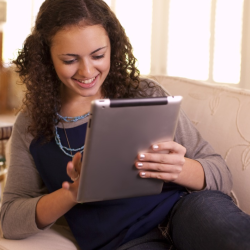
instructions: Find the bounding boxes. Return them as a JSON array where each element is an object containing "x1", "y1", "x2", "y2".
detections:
[{"x1": 72, "y1": 152, "x2": 82, "y2": 173}]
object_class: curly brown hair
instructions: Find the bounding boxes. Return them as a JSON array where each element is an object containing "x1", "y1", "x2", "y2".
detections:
[{"x1": 13, "y1": 0, "x2": 162, "y2": 141}]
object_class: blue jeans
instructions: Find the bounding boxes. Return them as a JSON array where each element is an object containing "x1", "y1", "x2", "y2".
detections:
[{"x1": 118, "y1": 190, "x2": 250, "y2": 250}]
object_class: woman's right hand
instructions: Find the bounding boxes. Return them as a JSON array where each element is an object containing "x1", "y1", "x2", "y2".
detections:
[
  {"x1": 36, "y1": 152, "x2": 82, "y2": 229},
  {"x1": 62, "y1": 152, "x2": 82, "y2": 202}
]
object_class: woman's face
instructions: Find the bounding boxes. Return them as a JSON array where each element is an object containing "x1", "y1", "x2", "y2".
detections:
[{"x1": 50, "y1": 24, "x2": 111, "y2": 100}]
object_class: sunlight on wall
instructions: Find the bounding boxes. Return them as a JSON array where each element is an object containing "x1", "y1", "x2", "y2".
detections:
[
  {"x1": 103, "y1": 0, "x2": 111, "y2": 6},
  {"x1": 115, "y1": 0, "x2": 152, "y2": 75},
  {"x1": 167, "y1": 0, "x2": 212, "y2": 80},
  {"x1": 3, "y1": 0, "x2": 33, "y2": 64},
  {"x1": 213, "y1": 0, "x2": 244, "y2": 84},
  {"x1": 31, "y1": 0, "x2": 44, "y2": 27},
  {"x1": 3, "y1": 0, "x2": 44, "y2": 65}
]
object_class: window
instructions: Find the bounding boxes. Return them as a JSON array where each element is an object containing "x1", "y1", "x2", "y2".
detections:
[
  {"x1": 162, "y1": 0, "x2": 245, "y2": 86},
  {"x1": 107, "y1": 0, "x2": 248, "y2": 88},
  {"x1": 114, "y1": 0, "x2": 153, "y2": 75},
  {"x1": 167, "y1": 0, "x2": 211, "y2": 81},
  {"x1": 213, "y1": 0, "x2": 244, "y2": 84}
]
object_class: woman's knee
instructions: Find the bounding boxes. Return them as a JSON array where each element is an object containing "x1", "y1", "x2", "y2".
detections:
[
  {"x1": 171, "y1": 190, "x2": 234, "y2": 221},
  {"x1": 169, "y1": 190, "x2": 250, "y2": 250}
]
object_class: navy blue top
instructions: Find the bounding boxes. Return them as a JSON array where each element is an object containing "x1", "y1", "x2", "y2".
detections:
[{"x1": 30, "y1": 123, "x2": 185, "y2": 249}]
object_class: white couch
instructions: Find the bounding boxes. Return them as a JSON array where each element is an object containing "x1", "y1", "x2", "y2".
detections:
[{"x1": 0, "y1": 75, "x2": 249, "y2": 249}]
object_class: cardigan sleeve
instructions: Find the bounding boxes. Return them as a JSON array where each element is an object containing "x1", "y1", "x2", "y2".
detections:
[
  {"x1": 0, "y1": 112, "x2": 50, "y2": 239},
  {"x1": 174, "y1": 109, "x2": 233, "y2": 195}
]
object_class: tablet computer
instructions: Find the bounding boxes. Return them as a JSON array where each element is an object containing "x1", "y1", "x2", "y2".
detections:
[{"x1": 77, "y1": 96, "x2": 182, "y2": 203}]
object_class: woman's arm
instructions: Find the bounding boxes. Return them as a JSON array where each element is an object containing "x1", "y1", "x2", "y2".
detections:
[{"x1": 1, "y1": 113, "x2": 49, "y2": 239}]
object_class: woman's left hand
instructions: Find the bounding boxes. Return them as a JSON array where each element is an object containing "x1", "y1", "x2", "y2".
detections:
[{"x1": 135, "y1": 141, "x2": 186, "y2": 182}]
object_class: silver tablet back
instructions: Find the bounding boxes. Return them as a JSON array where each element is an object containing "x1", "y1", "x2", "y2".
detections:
[{"x1": 77, "y1": 96, "x2": 182, "y2": 203}]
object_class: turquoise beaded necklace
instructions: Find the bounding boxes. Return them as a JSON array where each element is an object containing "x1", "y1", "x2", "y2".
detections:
[
  {"x1": 55, "y1": 112, "x2": 90, "y2": 157},
  {"x1": 56, "y1": 112, "x2": 90, "y2": 123}
]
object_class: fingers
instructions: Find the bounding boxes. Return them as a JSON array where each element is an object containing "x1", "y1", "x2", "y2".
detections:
[
  {"x1": 135, "y1": 141, "x2": 186, "y2": 182},
  {"x1": 66, "y1": 161, "x2": 79, "y2": 182},
  {"x1": 151, "y1": 141, "x2": 186, "y2": 155},
  {"x1": 72, "y1": 152, "x2": 82, "y2": 173},
  {"x1": 63, "y1": 161, "x2": 79, "y2": 194},
  {"x1": 62, "y1": 181, "x2": 70, "y2": 190},
  {"x1": 136, "y1": 161, "x2": 183, "y2": 173},
  {"x1": 62, "y1": 180, "x2": 78, "y2": 202},
  {"x1": 66, "y1": 152, "x2": 82, "y2": 181},
  {"x1": 62, "y1": 152, "x2": 82, "y2": 202},
  {"x1": 135, "y1": 160, "x2": 184, "y2": 182},
  {"x1": 138, "y1": 141, "x2": 185, "y2": 163},
  {"x1": 137, "y1": 152, "x2": 185, "y2": 166},
  {"x1": 139, "y1": 171, "x2": 181, "y2": 182}
]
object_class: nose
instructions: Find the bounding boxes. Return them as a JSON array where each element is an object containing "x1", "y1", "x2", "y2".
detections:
[{"x1": 78, "y1": 59, "x2": 94, "y2": 77}]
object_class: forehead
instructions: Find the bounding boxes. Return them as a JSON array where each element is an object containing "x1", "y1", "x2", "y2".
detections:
[{"x1": 50, "y1": 24, "x2": 110, "y2": 53}]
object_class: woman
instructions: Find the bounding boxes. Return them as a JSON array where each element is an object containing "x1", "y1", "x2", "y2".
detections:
[{"x1": 1, "y1": 0, "x2": 249, "y2": 249}]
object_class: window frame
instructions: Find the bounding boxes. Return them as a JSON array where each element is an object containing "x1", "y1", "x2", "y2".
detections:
[{"x1": 149, "y1": 0, "x2": 249, "y2": 89}]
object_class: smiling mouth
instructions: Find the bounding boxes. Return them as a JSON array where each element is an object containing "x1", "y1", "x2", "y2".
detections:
[{"x1": 74, "y1": 75, "x2": 97, "y2": 84}]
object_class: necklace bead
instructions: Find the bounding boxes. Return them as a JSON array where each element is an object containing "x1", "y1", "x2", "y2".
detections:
[
  {"x1": 55, "y1": 126, "x2": 84, "y2": 157},
  {"x1": 55, "y1": 112, "x2": 90, "y2": 157},
  {"x1": 56, "y1": 112, "x2": 90, "y2": 123}
]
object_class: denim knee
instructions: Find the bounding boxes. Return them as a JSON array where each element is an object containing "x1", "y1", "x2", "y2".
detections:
[{"x1": 169, "y1": 190, "x2": 250, "y2": 250}]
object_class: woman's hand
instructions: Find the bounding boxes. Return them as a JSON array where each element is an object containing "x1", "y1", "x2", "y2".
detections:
[
  {"x1": 135, "y1": 141, "x2": 206, "y2": 190},
  {"x1": 135, "y1": 141, "x2": 186, "y2": 182},
  {"x1": 62, "y1": 152, "x2": 82, "y2": 201}
]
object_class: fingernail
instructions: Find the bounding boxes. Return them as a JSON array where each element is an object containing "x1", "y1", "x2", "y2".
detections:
[
  {"x1": 152, "y1": 145, "x2": 159, "y2": 149},
  {"x1": 141, "y1": 172, "x2": 146, "y2": 177},
  {"x1": 140, "y1": 154, "x2": 145, "y2": 160},
  {"x1": 137, "y1": 162, "x2": 143, "y2": 167}
]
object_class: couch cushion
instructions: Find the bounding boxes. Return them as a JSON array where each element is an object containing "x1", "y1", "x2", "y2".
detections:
[{"x1": 0, "y1": 224, "x2": 80, "y2": 250}]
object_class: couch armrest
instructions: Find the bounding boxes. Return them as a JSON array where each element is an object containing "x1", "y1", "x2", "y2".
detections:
[{"x1": 0, "y1": 224, "x2": 80, "y2": 250}]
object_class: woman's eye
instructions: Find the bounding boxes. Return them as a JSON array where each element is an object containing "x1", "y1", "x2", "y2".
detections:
[
  {"x1": 93, "y1": 55, "x2": 104, "y2": 60},
  {"x1": 63, "y1": 60, "x2": 75, "y2": 65}
]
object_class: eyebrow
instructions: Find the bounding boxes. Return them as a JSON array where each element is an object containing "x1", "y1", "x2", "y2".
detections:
[
  {"x1": 90, "y1": 46, "x2": 107, "y2": 55},
  {"x1": 61, "y1": 46, "x2": 107, "y2": 57}
]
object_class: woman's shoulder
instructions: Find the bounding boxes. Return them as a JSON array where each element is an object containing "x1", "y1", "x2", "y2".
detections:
[
  {"x1": 139, "y1": 77, "x2": 159, "y2": 84},
  {"x1": 12, "y1": 111, "x2": 34, "y2": 143},
  {"x1": 138, "y1": 77, "x2": 169, "y2": 97},
  {"x1": 14, "y1": 111, "x2": 31, "y2": 130}
]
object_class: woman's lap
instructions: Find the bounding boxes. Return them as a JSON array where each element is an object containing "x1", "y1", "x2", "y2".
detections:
[
  {"x1": 121, "y1": 241, "x2": 172, "y2": 250},
  {"x1": 117, "y1": 228, "x2": 172, "y2": 250}
]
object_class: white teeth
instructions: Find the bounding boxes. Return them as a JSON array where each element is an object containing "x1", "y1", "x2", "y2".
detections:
[{"x1": 78, "y1": 76, "x2": 95, "y2": 84}]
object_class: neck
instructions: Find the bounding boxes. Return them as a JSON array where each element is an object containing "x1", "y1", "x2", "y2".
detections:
[
  {"x1": 59, "y1": 101, "x2": 91, "y2": 117},
  {"x1": 59, "y1": 87, "x2": 103, "y2": 117}
]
